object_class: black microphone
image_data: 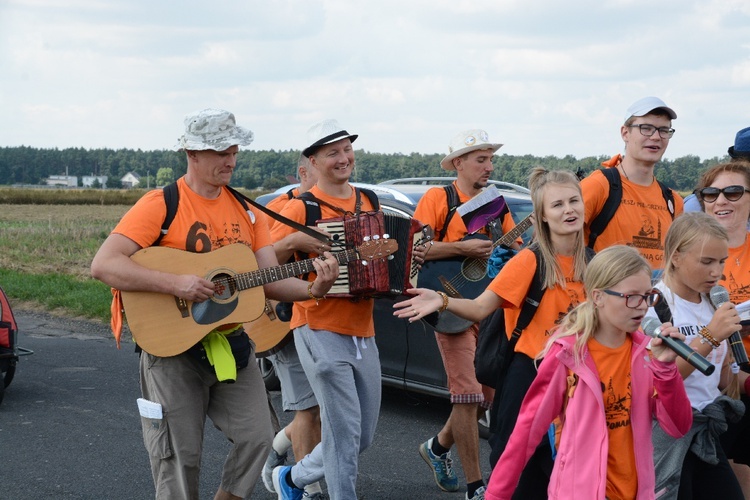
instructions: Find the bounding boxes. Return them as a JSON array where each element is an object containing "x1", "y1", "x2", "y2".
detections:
[
  {"x1": 708, "y1": 285, "x2": 750, "y2": 369},
  {"x1": 641, "y1": 317, "x2": 715, "y2": 376}
]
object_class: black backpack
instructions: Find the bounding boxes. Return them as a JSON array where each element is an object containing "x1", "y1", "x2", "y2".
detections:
[
  {"x1": 587, "y1": 167, "x2": 676, "y2": 249},
  {"x1": 475, "y1": 245, "x2": 595, "y2": 389}
]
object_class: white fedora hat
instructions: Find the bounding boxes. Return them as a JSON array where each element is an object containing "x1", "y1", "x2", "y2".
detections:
[
  {"x1": 440, "y1": 129, "x2": 503, "y2": 171},
  {"x1": 302, "y1": 119, "x2": 358, "y2": 157}
]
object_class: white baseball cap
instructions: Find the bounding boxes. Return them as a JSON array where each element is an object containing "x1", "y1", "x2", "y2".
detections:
[{"x1": 624, "y1": 97, "x2": 677, "y2": 122}]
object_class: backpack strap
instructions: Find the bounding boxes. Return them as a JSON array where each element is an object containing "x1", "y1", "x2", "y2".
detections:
[
  {"x1": 296, "y1": 191, "x2": 323, "y2": 227},
  {"x1": 656, "y1": 180, "x2": 676, "y2": 220},
  {"x1": 510, "y1": 244, "x2": 546, "y2": 341},
  {"x1": 587, "y1": 168, "x2": 622, "y2": 249},
  {"x1": 358, "y1": 187, "x2": 380, "y2": 211},
  {"x1": 436, "y1": 184, "x2": 460, "y2": 242},
  {"x1": 153, "y1": 181, "x2": 179, "y2": 247},
  {"x1": 587, "y1": 167, "x2": 676, "y2": 249},
  {"x1": 511, "y1": 245, "x2": 596, "y2": 341}
]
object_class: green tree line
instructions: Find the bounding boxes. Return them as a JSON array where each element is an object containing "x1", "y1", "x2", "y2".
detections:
[{"x1": 0, "y1": 146, "x2": 730, "y2": 193}]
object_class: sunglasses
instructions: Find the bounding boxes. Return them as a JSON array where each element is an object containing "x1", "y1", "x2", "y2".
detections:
[
  {"x1": 696, "y1": 185, "x2": 750, "y2": 203},
  {"x1": 602, "y1": 289, "x2": 661, "y2": 309}
]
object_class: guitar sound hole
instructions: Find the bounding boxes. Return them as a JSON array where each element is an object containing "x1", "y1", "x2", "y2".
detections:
[
  {"x1": 461, "y1": 260, "x2": 487, "y2": 281},
  {"x1": 212, "y1": 273, "x2": 236, "y2": 300}
]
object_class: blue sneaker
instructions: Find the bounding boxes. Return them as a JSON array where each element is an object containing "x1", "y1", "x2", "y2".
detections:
[
  {"x1": 272, "y1": 465, "x2": 304, "y2": 500},
  {"x1": 419, "y1": 437, "x2": 459, "y2": 492}
]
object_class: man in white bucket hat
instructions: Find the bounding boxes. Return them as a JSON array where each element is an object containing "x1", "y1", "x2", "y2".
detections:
[
  {"x1": 413, "y1": 129, "x2": 520, "y2": 500},
  {"x1": 268, "y1": 119, "x2": 383, "y2": 500},
  {"x1": 91, "y1": 108, "x2": 339, "y2": 500}
]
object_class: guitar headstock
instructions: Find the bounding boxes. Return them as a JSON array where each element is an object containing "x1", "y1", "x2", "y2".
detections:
[
  {"x1": 357, "y1": 237, "x2": 398, "y2": 262},
  {"x1": 420, "y1": 225, "x2": 435, "y2": 244}
]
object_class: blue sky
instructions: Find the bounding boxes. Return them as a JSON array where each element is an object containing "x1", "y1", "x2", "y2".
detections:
[{"x1": 1, "y1": 0, "x2": 749, "y2": 161}]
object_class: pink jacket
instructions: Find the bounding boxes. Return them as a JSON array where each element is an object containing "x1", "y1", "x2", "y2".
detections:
[{"x1": 486, "y1": 331, "x2": 692, "y2": 500}]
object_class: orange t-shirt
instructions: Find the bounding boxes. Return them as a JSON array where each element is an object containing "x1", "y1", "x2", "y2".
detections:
[
  {"x1": 487, "y1": 249, "x2": 586, "y2": 359},
  {"x1": 413, "y1": 182, "x2": 516, "y2": 244},
  {"x1": 587, "y1": 335, "x2": 637, "y2": 500},
  {"x1": 113, "y1": 177, "x2": 271, "y2": 253},
  {"x1": 719, "y1": 239, "x2": 750, "y2": 353},
  {"x1": 270, "y1": 185, "x2": 376, "y2": 337},
  {"x1": 265, "y1": 188, "x2": 300, "y2": 216},
  {"x1": 581, "y1": 166, "x2": 684, "y2": 269}
]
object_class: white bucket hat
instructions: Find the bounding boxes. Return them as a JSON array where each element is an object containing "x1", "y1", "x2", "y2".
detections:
[
  {"x1": 440, "y1": 129, "x2": 503, "y2": 171},
  {"x1": 624, "y1": 96, "x2": 677, "y2": 122},
  {"x1": 175, "y1": 108, "x2": 254, "y2": 151},
  {"x1": 302, "y1": 119, "x2": 358, "y2": 157}
]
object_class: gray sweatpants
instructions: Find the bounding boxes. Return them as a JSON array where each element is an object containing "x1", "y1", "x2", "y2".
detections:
[{"x1": 290, "y1": 326, "x2": 382, "y2": 500}]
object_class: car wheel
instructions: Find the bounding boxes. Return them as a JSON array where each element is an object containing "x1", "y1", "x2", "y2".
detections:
[
  {"x1": 478, "y1": 408, "x2": 491, "y2": 440},
  {"x1": 257, "y1": 357, "x2": 280, "y2": 391}
]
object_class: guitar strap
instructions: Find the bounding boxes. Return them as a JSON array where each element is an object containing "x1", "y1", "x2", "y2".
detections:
[{"x1": 154, "y1": 181, "x2": 330, "y2": 248}]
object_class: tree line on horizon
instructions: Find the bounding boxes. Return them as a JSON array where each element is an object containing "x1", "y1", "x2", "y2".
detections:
[{"x1": 0, "y1": 145, "x2": 730, "y2": 193}]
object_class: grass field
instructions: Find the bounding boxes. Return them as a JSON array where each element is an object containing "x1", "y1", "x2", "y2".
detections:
[{"x1": 0, "y1": 204, "x2": 130, "y2": 322}]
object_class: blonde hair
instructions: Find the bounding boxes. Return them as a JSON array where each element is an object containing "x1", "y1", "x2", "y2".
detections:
[
  {"x1": 662, "y1": 212, "x2": 728, "y2": 288},
  {"x1": 539, "y1": 245, "x2": 651, "y2": 365},
  {"x1": 659, "y1": 212, "x2": 741, "y2": 397},
  {"x1": 527, "y1": 167, "x2": 587, "y2": 289}
]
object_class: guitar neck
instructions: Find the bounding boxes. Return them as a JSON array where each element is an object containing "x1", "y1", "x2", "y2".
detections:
[
  {"x1": 492, "y1": 214, "x2": 533, "y2": 249},
  {"x1": 231, "y1": 250, "x2": 357, "y2": 291}
]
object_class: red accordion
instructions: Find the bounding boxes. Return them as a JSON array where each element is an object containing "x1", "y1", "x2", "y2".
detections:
[{"x1": 316, "y1": 211, "x2": 431, "y2": 298}]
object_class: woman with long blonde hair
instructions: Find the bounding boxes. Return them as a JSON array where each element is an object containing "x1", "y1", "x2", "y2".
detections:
[{"x1": 396, "y1": 167, "x2": 588, "y2": 497}]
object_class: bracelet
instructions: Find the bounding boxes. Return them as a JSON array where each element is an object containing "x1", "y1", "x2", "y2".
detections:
[
  {"x1": 307, "y1": 281, "x2": 326, "y2": 305},
  {"x1": 436, "y1": 291, "x2": 450, "y2": 313},
  {"x1": 697, "y1": 326, "x2": 720, "y2": 349}
]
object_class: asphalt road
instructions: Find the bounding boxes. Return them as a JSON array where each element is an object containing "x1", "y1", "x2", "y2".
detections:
[{"x1": 0, "y1": 310, "x2": 492, "y2": 499}]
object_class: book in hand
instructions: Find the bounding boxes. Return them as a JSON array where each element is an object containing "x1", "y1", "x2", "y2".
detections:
[{"x1": 735, "y1": 298, "x2": 750, "y2": 326}]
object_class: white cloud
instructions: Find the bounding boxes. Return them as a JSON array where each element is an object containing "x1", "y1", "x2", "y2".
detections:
[{"x1": 1, "y1": 0, "x2": 749, "y2": 162}]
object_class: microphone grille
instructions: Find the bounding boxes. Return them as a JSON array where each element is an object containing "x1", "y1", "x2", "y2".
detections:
[
  {"x1": 709, "y1": 285, "x2": 730, "y2": 308},
  {"x1": 640, "y1": 316, "x2": 662, "y2": 338}
]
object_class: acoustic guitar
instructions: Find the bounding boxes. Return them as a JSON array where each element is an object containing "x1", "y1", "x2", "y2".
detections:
[
  {"x1": 121, "y1": 240, "x2": 396, "y2": 357},
  {"x1": 245, "y1": 299, "x2": 293, "y2": 358},
  {"x1": 419, "y1": 214, "x2": 533, "y2": 333}
]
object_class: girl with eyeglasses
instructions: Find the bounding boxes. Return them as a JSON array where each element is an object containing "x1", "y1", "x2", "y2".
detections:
[
  {"x1": 485, "y1": 245, "x2": 691, "y2": 500},
  {"x1": 646, "y1": 211, "x2": 746, "y2": 499},
  {"x1": 696, "y1": 160, "x2": 750, "y2": 496},
  {"x1": 395, "y1": 167, "x2": 589, "y2": 498}
]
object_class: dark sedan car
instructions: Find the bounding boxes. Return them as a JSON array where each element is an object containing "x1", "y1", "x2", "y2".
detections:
[{"x1": 255, "y1": 179, "x2": 533, "y2": 427}]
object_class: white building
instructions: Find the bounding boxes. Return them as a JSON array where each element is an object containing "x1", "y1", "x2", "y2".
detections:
[
  {"x1": 46, "y1": 175, "x2": 78, "y2": 188},
  {"x1": 82, "y1": 175, "x2": 108, "y2": 188},
  {"x1": 120, "y1": 172, "x2": 141, "y2": 188}
]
